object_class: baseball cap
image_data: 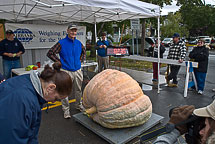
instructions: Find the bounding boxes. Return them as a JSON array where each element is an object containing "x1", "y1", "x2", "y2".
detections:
[
  {"x1": 193, "y1": 100, "x2": 215, "y2": 120},
  {"x1": 172, "y1": 33, "x2": 180, "y2": 38},
  {"x1": 68, "y1": 24, "x2": 77, "y2": 30},
  {"x1": 6, "y1": 30, "x2": 14, "y2": 34}
]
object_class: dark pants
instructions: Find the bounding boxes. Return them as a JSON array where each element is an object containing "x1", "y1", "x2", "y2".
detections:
[
  {"x1": 194, "y1": 71, "x2": 207, "y2": 91},
  {"x1": 167, "y1": 65, "x2": 181, "y2": 84},
  {"x1": 152, "y1": 62, "x2": 161, "y2": 80}
]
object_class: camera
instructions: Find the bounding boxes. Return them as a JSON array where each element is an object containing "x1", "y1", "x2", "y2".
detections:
[{"x1": 169, "y1": 107, "x2": 205, "y2": 144}]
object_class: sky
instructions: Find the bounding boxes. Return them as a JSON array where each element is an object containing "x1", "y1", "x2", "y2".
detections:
[{"x1": 161, "y1": 0, "x2": 215, "y2": 15}]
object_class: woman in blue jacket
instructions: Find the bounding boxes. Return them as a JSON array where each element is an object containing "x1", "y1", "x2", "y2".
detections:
[{"x1": 0, "y1": 62, "x2": 73, "y2": 144}]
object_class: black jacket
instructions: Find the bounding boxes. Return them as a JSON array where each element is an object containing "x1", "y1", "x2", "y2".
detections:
[
  {"x1": 0, "y1": 38, "x2": 25, "y2": 60},
  {"x1": 189, "y1": 46, "x2": 209, "y2": 73},
  {"x1": 148, "y1": 44, "x2": 165, "y2": 58}
]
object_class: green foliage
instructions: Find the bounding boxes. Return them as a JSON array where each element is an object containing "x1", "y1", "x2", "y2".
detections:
[
  {"x1": 141, "y1": 0, "x2": 172, "y2": 7},
  {"x1": 161, "y1": 12, "x2": 189, "y2": 38},
  {"x1": 121, "y1": 34, "x2": 132, "y2": 43},
  {"x1": 177, "y1": 0, "x2": 215, "y2": 36}
]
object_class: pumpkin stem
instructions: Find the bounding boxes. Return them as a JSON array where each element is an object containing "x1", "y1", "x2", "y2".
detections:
[{"x1": 85, "y1": 106, "x2": 97, "y2": 114}]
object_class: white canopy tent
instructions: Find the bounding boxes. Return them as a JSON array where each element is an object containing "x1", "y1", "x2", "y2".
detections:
[
  {"x1": 0, "y1": 0, "x2": 162, "y2": 92},
  {"x1": 0, "y1": 0, "x2": 160, "y2": 23}
]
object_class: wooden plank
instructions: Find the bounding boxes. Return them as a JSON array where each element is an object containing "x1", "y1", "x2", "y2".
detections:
[{"x1": 123, "y1": 55, "x2": 198, "y2": 68}]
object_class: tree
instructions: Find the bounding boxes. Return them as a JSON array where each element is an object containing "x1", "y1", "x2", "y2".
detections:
[
  {"x1": 177, "y1": 0, "x2": 215, "y2": 36},
  {"x1": 139, "y1": 0, "x2": 171, "y2": 56},
  {"x1": 160, "y1": 12, "x2": 189, "y2": 38}
]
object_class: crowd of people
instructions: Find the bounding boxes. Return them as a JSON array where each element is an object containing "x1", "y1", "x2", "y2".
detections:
[{"x1": 0, "y1": 25, "x2": 215, "y2": 144}]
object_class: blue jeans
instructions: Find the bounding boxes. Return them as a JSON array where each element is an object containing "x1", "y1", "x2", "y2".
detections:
[
  {"x1": 3, "y1": 59, "x2": 21, "y2": 79},
  {"x1": 194, "y1": 71, "x2": 207, "y2": 91}
]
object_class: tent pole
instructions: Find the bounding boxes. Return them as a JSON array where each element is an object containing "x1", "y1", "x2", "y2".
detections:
[
  {"x1": 157, "y1": 15, "x2": 160, "y2": 94},
  {"x1": 94, "y1": 15, "x2": 98, "y2": 63},
  {"x1": 94, "y1": 23, "x2": 97, "y2": 44}
]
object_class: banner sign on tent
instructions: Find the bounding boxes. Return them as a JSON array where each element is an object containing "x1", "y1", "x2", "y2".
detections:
[{"x1": 5, "y1": 23, "x2": 86, "y2": 49}]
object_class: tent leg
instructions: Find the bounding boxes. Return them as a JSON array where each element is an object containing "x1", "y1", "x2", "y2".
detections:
[
  {"x1": 157, "y1": 16, "x2": 160, "y2": 93},
  {"x1": 94, "y1": 16, "x2": 98, "y2": 71}
]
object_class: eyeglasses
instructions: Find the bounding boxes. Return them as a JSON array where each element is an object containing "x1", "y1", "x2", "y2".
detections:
[{"x1": 198, "y1": 41, "x2": 202, "y2": 44}]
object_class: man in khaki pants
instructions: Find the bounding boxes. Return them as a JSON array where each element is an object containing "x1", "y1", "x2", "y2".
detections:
[
  {"x1": 96, "y1": 32, "x2": 112, "y2": 72},
  {"x1": 47, "y1": 24, "x2": 85, "y2": 118}
]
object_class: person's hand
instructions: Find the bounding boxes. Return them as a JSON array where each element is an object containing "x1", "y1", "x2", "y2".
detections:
[
  {"x1": 6, "y1": 53, "x2": 14, "y2": 57},
  {"x1": 103, "y1": 45, "x2": 107, "y2": 49},
  {"x1": 169, "y1": 105, "x2": 195, "y2": 134},
  {"x1": 99, "y1": 45, "x2": 103, "y2": 48},
  {"x1": 178, "y1": 59, "x2": 183, "y2": 63},
  {"x1": 16, "y1": 52, "x2": 22, "y2": 57}
]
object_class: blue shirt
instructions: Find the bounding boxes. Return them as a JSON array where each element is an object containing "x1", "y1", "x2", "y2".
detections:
[
  {"x1": 97, "y1": 40, "x2": 110, "y2": 57},
  {"x1": 0, "y1": 74, "x2": 46, "y2": 144},
  {"x1": 59, "y1": 36, "x2": 82, "y2": 71}
]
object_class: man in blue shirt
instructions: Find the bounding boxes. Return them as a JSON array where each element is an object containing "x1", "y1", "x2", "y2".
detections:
[
  {"x1": 47, "y1": 24, "x2": 86, "y2": 119},
  {"x1": 97, "y1": 32, "x2": 112, "y2": 72},
  {"x1": 0, "y1": 30, "x2": 25, "y2": 79}
]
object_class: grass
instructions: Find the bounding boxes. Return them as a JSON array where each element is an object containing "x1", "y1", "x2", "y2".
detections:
[{"x1": 86, "y1": 51, "x2": 166, "y2": 71}]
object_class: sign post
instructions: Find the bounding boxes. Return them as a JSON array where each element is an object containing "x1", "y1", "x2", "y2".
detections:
[{"x1": 130, "y1": 19, "x2": 140, "y2": 55}]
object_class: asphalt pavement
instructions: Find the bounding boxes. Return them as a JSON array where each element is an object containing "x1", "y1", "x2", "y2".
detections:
[{"x1": 38, "y1": 50, "x2": 215, "y2": 144}]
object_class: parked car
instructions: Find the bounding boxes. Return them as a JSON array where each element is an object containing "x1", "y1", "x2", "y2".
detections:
[
  {"x1": 162, "y1": 38, "x2": 173, "y2": 47},
  {"x1": 204, "y1": 38, "x2": 212, "y2": 48},
  {"x1": 121, "y1": 37, "x2": 152, "y2": 55},
  {"x1": 187, "y1": 38, "x2": 198, "y2": 45},
  {"x1": 186, "y1": 38, "x2": 198, "y2": 52},
  {"x1": 198, "y1": 36, "x2": 209, "y2": 39}
]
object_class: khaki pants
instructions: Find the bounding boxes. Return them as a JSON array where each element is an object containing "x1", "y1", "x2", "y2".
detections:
[
  {"x1": 97, "y1": 55, "x2": 109, "y2": 73},
  {"x1": 61, "y1": 69, "x2": 83, "y2": 114}
]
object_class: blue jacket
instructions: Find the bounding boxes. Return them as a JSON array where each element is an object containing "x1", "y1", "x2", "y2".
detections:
[
  {"x1": 0, "y1": 38, "x2": 25, "y2": 60},
  {"x1": 59, "y1": 36, "x2": 82, "y2": 71},
  {"x1": 97, "y1": 40, "x2": 110, "y2": 57},
  {"x1": 0, "y1": 72, "x2": 46, "y2": 144}
]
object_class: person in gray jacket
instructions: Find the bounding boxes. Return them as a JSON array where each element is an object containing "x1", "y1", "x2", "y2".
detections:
[{"x1": 153, "y1": 101, "x2": 215, "y2": 144}]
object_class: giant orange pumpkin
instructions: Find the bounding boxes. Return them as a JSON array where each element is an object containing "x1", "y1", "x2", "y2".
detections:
[{"x1": 83, "y1": 69, "x2": 152, "y2": 128}]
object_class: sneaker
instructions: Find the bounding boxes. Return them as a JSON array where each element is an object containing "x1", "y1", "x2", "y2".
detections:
[
  {"x1": 75, "y1": 104, "x2": 85, "y2": 112},
  {"x1": 212, "y1": 89, "x2": 215, "y2": 92},
  {"x1": 64, "y1": 111, "x2": 71, "y2": 119},
  {"x1": 198, "y1": 90, "x2": 203, "y2": 95},
  {"x1": 168, "y1": 83, "x2": 178, "y2": 87}
]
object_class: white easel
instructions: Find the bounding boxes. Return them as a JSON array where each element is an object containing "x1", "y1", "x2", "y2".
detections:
[{"x1": 184, "y1": 61, "x2": 198, "y2": 98}]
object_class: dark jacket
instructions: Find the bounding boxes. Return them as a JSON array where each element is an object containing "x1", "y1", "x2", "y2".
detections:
[
  {"x1": 0, "y1": 38, "x2": 25, "y2": 60},
  {"x1": 189, "y1": 45, "x2": 209, "y2": 73},
  {"x1": 148, "y1": 44, "x2": 165, "y2": 58},
  {"x1": 0, "y1": 72, "x2": 46, "y2": 144}
]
